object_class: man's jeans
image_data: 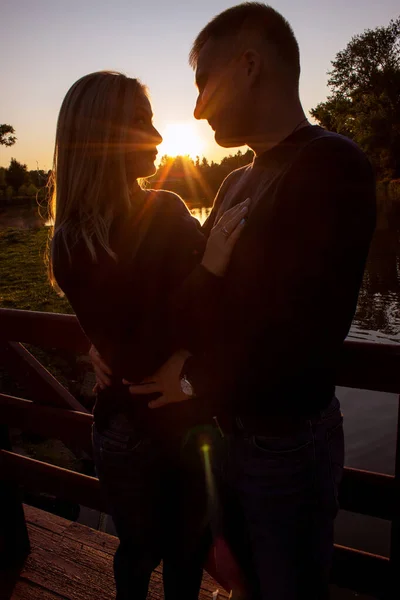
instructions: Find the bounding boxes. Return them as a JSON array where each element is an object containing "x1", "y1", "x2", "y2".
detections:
[
  {"x1": 213, "y1": 397, "x2": 344, "y2": 600},
  {"x1": 92, "y1": 414, "x2": 210, "y2": 600}
]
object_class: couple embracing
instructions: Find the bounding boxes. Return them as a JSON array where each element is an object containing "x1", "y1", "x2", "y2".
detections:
[{"x1": 49, "y1": 3, "x2": 376, "y2": 599}]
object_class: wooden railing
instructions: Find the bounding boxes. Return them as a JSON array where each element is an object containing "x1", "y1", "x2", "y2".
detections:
[{"x1": 0, "y1": 307, "x2": 399, "y2": 598}]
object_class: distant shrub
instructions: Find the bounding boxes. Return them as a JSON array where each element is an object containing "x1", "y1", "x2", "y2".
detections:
[
  {"x1": 388, "y1": 179, "x2": 400, "y2": 202},
  {"x1": 26, "y1": 183, "x2": 38, "y2": 197},
  {"x1": 18, "y1": 184, "x2": 29, "y2": 196}
]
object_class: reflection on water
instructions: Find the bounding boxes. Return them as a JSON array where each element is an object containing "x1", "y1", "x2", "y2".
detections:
[
  {"x1": 0, "y1": 205, "x2": 45, "y2": 229},
  {"x1": 352, "y1": 204, "x2": 400, "y2": 344}
]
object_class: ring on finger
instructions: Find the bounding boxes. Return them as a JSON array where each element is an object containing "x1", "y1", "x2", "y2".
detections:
[{"x1": 221, "y1": 226, "x2": 230, "y2": 237}]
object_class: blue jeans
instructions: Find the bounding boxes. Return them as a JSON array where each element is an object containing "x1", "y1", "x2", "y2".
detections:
[
  {"x1": 213, "y1": 397, "x2": 344, "y2": 600},
  {"x1": 92, "y1": 414, "x2": 211, "y2": 600}
]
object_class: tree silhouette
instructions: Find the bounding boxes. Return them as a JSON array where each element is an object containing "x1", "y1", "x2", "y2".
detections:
[
  {"x1": 0, "y1": 124, "x2": 17, "y2": 147},
  {"x1": 5, "y1": 158, "x2": 28, "y2": 192},
  {"x1": 311, "y1": 17, "x2": 400, "y2": 179}
]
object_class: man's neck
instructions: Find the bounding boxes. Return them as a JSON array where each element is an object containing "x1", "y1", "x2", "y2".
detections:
[{"x1": 247, "y1": 105, "x2": 309, "y2": 157}]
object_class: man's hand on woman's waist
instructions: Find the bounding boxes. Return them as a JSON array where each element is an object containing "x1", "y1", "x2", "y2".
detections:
[{"x1": 124, "y1": 349, "x2": 192, "y2": 408}]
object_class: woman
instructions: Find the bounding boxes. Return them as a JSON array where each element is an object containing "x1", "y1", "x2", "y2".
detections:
[{"x1": 49, "y1": 71, "x2": 247, "y2": 600}]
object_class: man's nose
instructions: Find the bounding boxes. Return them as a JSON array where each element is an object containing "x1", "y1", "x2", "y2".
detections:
[{"x1": 193, "y1": 94, "x2": 204, "y2": 121}]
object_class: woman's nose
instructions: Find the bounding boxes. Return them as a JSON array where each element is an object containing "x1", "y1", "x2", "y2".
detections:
[{"x1": 151, "y1": 126, "x2": 163, "y2": 145}]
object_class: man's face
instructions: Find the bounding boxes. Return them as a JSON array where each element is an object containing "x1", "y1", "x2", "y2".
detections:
[{"x1": 194, "y1": 38, "x2": 255, "y2": 148}]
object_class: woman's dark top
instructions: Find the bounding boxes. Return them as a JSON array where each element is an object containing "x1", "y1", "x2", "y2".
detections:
[{"x1": 52, "y1": 190, "x2": 220, "y2": 439}]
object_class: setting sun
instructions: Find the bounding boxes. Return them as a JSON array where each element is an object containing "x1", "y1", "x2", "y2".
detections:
[{"x1": 158, "y1": 122, "x2": 204, "y2": 159}]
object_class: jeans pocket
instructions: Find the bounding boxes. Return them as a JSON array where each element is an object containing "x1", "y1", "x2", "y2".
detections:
[
  {"x1": 251, "y1": 428, "x2": 313, "y2": 456},
  {"x1": 92, "y1": 422, "x2": 148, "y2": 480}
]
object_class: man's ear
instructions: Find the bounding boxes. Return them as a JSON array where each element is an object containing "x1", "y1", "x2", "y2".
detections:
[{"x1": 242, "y1": 49, "x2": 262, "y2": 80}]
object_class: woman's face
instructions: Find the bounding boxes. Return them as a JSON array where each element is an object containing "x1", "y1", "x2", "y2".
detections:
[{"x1": 125, "y1": 93, "x2": 163, "y2": 180}]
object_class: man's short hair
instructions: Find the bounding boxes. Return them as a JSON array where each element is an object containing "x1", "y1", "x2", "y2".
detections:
[{"x1": 189, "y1": 3, "x2": 300, "y2": 83}]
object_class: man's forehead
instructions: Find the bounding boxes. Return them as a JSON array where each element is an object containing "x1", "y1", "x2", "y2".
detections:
[{"x1": 195, "y1": 37, "x2": 232, "y2": 77}]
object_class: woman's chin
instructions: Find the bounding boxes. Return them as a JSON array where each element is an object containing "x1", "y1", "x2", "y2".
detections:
[{"x1": 134, "y1": 161, "x2": 158, "y2": 180}]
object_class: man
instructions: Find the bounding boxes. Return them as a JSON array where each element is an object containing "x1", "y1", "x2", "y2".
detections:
[{"x1": 93, "y1": 4, "x2": 376, "y2": 598}]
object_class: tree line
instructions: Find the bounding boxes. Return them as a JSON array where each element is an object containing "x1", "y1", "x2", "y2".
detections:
[{"x1": 0, "y1": 158, "x2": 49, "y2": 203}]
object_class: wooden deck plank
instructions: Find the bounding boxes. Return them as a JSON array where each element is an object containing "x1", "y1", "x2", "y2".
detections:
[
  {"x1": 1, "y1": 506, "x2": 228, "y2": 600},
  {"x1": 3, "y1": 579, "x2": 69, "y2": 600},
  {"x1": 1, "y1": 505, "x2": 375, "y2": 600}
]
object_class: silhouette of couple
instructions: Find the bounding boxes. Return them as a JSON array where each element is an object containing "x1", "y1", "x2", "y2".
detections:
[{"x1": 50, "y1": 4, "x2": 376, "y2": 599}]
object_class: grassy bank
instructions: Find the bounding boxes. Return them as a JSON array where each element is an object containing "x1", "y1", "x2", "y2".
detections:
[{"x1": 0, "y1": 226, "x2": 72, "y2": 312}]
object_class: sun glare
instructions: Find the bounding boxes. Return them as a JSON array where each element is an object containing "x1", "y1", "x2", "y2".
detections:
[{"x1": 158, "y1": 122, "x2": 204, "y2": 159}]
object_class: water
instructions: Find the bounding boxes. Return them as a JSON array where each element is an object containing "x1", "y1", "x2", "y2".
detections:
[{"x1": 0, "y1": 204, "x2": 45, "y2": 229}]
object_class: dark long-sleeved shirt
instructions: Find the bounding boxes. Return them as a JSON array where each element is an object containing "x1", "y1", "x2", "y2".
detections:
[
  {"x1": 180, "y1": 125, "x2": 376, "y2": 418},
  {"x1": 52, "y1": 190, "x2": 219, "y2": 436}
]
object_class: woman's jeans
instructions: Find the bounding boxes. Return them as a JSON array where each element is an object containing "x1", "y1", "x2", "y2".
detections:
[
  {"x1": 92, "y1": 414, "x2": 211, "y2": 600},
  {"x1": 213, "y1": 397, "x2": 345, "y2": 600}
]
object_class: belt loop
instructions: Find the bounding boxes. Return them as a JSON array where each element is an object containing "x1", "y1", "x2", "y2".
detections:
[
  {"x1": 235, "y1": 416, "x2": 244, "y2": 431},
  {"x1": 213, "y1": 416, "x2": 225, "y2": 438}
]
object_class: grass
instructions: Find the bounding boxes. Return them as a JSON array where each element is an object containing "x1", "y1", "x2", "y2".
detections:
[{"x1": 0, "y1": 226, "x2": 72, "y2": 313}]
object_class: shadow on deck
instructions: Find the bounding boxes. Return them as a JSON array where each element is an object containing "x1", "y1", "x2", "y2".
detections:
[{"x1": 0, "y1": 505, "x2": 376, "y2": 600}]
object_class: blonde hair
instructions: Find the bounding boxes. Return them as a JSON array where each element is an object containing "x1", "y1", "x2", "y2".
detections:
[{"x1": 48, "y1": 71, "x2": 149, "y2": 284}]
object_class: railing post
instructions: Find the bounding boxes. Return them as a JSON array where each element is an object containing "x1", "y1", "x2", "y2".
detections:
[
  {"x1": 389, "y1": 394, "x2": 400, "y2": 599},
  {"x1": 0, "y1": 424, "x2": 30, "y2": 570}
]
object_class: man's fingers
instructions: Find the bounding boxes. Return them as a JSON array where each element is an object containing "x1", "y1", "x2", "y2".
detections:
[
  {"x1": 148, "y1": 396, "x2": 168, "y2": 409},
  {"x1": 127, "y1": 382, "x2": 161, "y2": 395},
  {"x1": 141, "y1": 375, "x2": 157, "y2": 384}
]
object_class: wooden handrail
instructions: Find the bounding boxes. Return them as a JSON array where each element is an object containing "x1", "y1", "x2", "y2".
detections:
[
  {"x1": 0, "y1": 393, "x2": 397, "y2": 519},
  {"x1": 1, "y1": 307, "x2": 399, "y2": 391},
  {"x1": 337, "y1": 339, "x2": 400, "y2": 393},
  {"x1": 0, "y1": 449, "x2": 107, "y2": 513},
  {"x1": 0, "y1": 341, "x2": 88, "y2": 411},
  {"x1": 0, "y1": 393, "x2": 93, "y2": 454},
  {"x1": 0, "y1": 308, "x2": 90, "y2": 352}
]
